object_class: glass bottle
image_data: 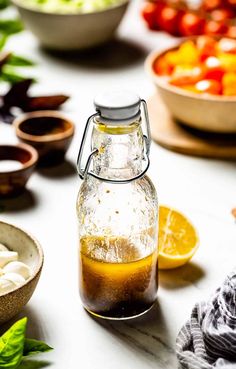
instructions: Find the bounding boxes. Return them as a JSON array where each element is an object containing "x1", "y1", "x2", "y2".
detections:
[{"x1": 76, "y1": 91, "x2": 158, "y2": 320}]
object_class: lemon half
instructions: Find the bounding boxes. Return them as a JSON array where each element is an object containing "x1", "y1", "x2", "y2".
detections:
[{"x1": 158, "y1": 206, "x2": 199, "y2": 270}]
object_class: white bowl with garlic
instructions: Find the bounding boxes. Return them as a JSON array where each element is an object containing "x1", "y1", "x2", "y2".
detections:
[{"x1": 0, "y1": 221, "x2": 43, "y2": 324}]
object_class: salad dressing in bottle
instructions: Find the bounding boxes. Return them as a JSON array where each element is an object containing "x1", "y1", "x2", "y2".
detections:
[{"x1": 76, "y1": 91, "x2": 158, "y2": 320}]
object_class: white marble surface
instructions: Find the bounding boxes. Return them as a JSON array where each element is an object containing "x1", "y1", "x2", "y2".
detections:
[{"x1": 0, "y1": 1, "x2": 236, "y2": 368}]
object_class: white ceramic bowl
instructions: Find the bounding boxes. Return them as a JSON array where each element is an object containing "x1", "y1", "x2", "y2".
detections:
[
  {"x1": 0, "y1": 221, "x2": 43, "y2": 324},
  {"x1": 13, "y1": 0, "x2": 129, "y2": 51},
  {"x1": 146, "y1": 44, "x2": 236, "y2": 133}
]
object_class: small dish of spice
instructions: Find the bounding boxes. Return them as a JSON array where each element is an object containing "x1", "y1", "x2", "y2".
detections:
[
  {"x1": 0, "y1": 144, "x2": 38, "y2": 197},
  {"x1": 14, "y1": 110, "x2": 75, "y2": 166}
]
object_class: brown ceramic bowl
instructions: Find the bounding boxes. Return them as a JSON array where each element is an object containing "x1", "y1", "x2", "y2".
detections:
[
  {"x1": 145, "y1": 41, "x2": 236, "y2": 133},
  {"x1": 0, "y1": 220, "x2": 43, "y2": 324},
  {"x1": 0, "y1": 144, "x2": 38, "y2": 197},
  {"x1": 14, "y1": 111, "x2": 75, "y2": 166}
]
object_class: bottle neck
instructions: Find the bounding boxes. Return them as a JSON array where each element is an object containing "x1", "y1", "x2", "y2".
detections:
[{"x1": 91, "y1": 119, "x2": 144, "y2": 181}]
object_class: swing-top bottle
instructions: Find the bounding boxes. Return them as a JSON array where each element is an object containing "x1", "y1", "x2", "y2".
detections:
[{"x1": 76, "y1": 91, "x2": 158, "y2": 320}]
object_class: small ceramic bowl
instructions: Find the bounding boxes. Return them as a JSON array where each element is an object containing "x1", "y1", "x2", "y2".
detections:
[
  {"x1": 0, "y1": 220, "x2": 43, "y2": 324},
  {"x1": 12, "y1": 0, "x2": 129, "y2": 51},
  {"x1": 14, "y1": 111, "x2": 75, "y2": 166},
  {"x1": 145, "y1": 44, "x2": 236, "y2": 133},
  {"x1": 0, "y1": 144, "x2": 38, "y2": 197}
]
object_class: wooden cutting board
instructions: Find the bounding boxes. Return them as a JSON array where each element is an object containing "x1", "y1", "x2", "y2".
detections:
[{"x1": 148, "y1": 94, "x2": 236, "y2": 160}]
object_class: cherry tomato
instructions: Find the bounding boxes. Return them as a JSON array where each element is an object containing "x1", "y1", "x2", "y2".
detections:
[
  {"x1": 204, "y1": 57, "x2": 225, "y2": 81},
  {"x1": 181, "y1": 85, "x2": 200, "y2": 94},
  {"x1": 218, "y1": 38, "x2": 236, "y2": 54},
  {"x1": 210, "y1": 8, "x2": 235, "y2": 22},
  {"x1": 196, "y1": 35, "x2": 217, "y2": 61},
  {"x1": 204, "y1": 20, "x2": 228, "y2": 35},
  {"x1": 141, "y1": 2, "x2": 158, "y2": 30},
  {"x1": 156, "y1": 6, "x2": 182, "y2": 36},
  {"x1": 202, "y1": 0, "x2": 224, "y2": 11},
  {"x1": 227, "y1": 25, "x2": 236, "y2": 38},
  {"x1": 226, "y1": 0, "x2": 236, "y2": 8},
  {"x1": 178, "y1": 13, "x2": 205, "y2": 37},
  {"x1": 153, "y1": 56, "x2": 173, "y2": 76},
  {"x1": 195, "y1": 79, "x2": 222, "y2": 94}
]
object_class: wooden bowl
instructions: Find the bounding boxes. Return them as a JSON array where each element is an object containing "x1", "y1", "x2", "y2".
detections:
[
  {"x1": 0, "y1": 221, "x2": 43, "y2": 324},
  {"x1": 145, "y1": 43, "x2": 236, "y2": 133},
  {"x1": 12, "y1": 0, "x2": 129, "y2": 51},
  {"x1": 0, "y1": 144, "x2": 38, "y2": 197},
  {"x1": 14, "y1": 111, "x2": 75, "y2": 166}
]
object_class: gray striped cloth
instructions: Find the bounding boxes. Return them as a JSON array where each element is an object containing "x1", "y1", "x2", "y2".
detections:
[{"x1": 176, "y1": 271, "x2": 236, "y2": 368}]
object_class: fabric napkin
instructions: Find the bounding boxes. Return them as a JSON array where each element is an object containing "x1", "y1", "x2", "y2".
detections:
[{"x1": 176, "y1": 271, "x2": 236, "y2": 368}]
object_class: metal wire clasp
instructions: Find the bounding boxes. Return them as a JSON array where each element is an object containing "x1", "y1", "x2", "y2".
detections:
[{"x1": 77, "y1": 99, "x2": 151, "y2": 184}]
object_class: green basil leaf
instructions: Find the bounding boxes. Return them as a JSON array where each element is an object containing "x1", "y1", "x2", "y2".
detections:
[
  {"x1": 23, "y1": 339, "x2": 53, "y2": 357},
  {"x1": 18, "y1": 359, "x2": 51, "y2": 369},
  {"x1": 7, "y1": 55, "x2": 35, "y2": 67},
  {"x1": 0, "y1": 69, "x2": 27, "y2": 83},
  {"x1": 0, "y1": 0, "x2": 10, "y2": 9},
  {"x1": 0, "y1": 317, "x2": 27, "y2": 369},
  {"x1": 0, "y1": 19, "x2": 24, "y2": 35},
  {"x1": 0, "y1": 35, "x2": 7, "y2": 51}
]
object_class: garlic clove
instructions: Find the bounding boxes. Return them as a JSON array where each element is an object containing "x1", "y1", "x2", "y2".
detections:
[
  {"x1": 3, "y1": 261, "x2": 31, "y2": 280},
  {"x1": 0, "y1": 278, "x2": 15, "y2": 294},
  {"x1": 0, "y1": 243, "x2": 8, "y2": 252},
  {"x1": 2, "y1": 273, "x2": 25, "y2": 286},
  {"x1": 0, "y1": 252, "x2": 18, "y2": 268}
]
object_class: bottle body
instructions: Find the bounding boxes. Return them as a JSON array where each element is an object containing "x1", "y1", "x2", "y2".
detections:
[
  {"x1": 77, "y1": 175, "x2": 158, "y2": 319},
  {"x1": 77, "y1": 93, "x2": 158, "y2": 319}
]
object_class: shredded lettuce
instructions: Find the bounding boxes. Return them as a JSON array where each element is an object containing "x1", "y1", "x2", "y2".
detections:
[{"x1": 19, "y1": 0, "x2": 126, "y2": 13}]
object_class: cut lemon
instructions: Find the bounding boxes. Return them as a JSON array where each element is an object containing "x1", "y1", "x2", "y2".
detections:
[{"x1": 158, "y1": 206, "x2": 199, "y2": 270}]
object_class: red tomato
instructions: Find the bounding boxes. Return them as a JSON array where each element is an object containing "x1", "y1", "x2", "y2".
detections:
[
  {"x1": 195, "y1": 80, "x2": 222, "y2": 94},
  {"x1": 204, "y1": 20, "x2": 228, "y2": 35},
  {"x1": 178, "y1": 13, "x2": 205, "y2": 37},
  {"x1": 227, "y1": 25, "x2": 236, "y2": 38},
  {"x1": 197, "y1": 35, "x2": 217, "y2": 61},
  {"x1": 141, "y1": 2, "x2": 158, "y2": 30},
  {"x1": 153, "y1": 57, "x2": 173, "y2": 76},
  {"x1": 226, "y1": 0, "x2": 236, "y2": 8},
  {"x1": 210, "y1": 8, "x2": 235, "y2": 22},
  {"x1": 204, "y1": 57, "x2": 225, "y2": 81},
  {"x1": 156, "y1": 6, "x2": 182, "y2": 36},
  {"x1": 202, "y1": 0, "x2": 224, "y2": 11}
]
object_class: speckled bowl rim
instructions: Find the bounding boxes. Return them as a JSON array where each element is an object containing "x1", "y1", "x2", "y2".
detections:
[
  {"x1": 12, "y1": 0, "x2": 129, "y2": 16},
  {"x1": 145, "y1": 39, "x2": 236, "y2": 103},
  {"x1": 0, "y1": 143, "x2": 38, "y2": 175},
  {"x1": 0, "y1": 220, "x2": 44, "y2": 298},
  {"x1": 13, "y1": 110, "x2": 75, "y2": 143}
]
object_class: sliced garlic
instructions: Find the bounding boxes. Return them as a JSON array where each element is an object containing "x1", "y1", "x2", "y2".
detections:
[
  {"x1": 2, "y1": 273, "x2": 25, "y2": 286},
  {"x1": 0, "y1": 278, "x2": 15, "y2": 294},
  {"x1": 0, "y1": 243, "x2": 8, "y2": 252},
  {"x1": 3, "y1": 261, "x2": 31, "y2": 280},
  {"x1": 0, "y1": 251, "x2": 18, "y2": 268}
]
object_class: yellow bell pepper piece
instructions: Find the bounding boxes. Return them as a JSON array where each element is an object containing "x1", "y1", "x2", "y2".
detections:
[
  {"x1": 218, "y1": 53, "x2": 236, "y2": 73},
  {"x1": 222, "y1": 72, "x2": 236, "y2": 96},
  {"x1": 165, "y1": 41, "x2": 199, "y2": 66}
]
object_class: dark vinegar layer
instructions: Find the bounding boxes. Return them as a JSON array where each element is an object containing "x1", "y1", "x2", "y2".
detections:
[{"x1": 79, "y1": 236, "x2": 158, "y2": 319}]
